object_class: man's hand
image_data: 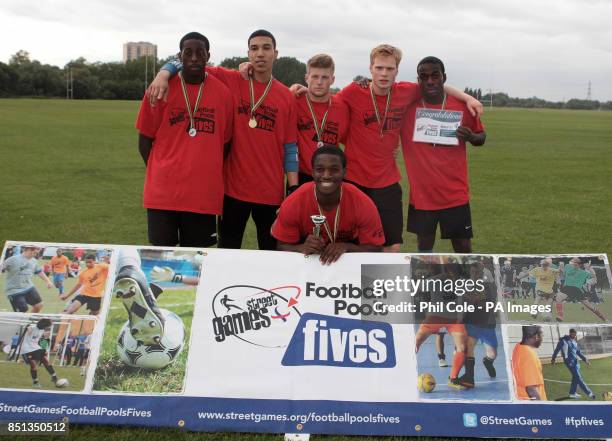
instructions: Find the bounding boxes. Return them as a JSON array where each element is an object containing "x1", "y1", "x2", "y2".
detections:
[
  {"x1": 289, "y1": 84, "x2": 308, "y2": 97},
  {"x1": 301, "y1": 235, "x2": 325, "y2": 255},
  {"x1": 151, "y1": 266, "x2": 176, "y2": 282},
  {"x1": 147, "y1": 70, "x2": 172, "y2": 106},
  {"x1": 320, "y1": 242, "x2": 349, "y2": 265},
  {"x1": 466, "y1": 96, "x2": 484, "y2": 118},
  {"x1": 46, "y1": 281, "x2": 53, "y2": 289},
  {"x1": 456, "y1": 126, "x2": 475, "y2": 143},
  {"x1": 59, "y1": 293, "x2": 69, "y2": 301},
  {"x1": 356, "y1": 77, "x2": 371, "y2": 89},
  {"x1": 239, "y1": 62, "x2": 254, "y2": 80}
]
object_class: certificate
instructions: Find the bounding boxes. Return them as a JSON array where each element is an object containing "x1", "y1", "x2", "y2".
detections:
[{"x1": 413, "y1": 108, "x2": 463, "y2": 146}]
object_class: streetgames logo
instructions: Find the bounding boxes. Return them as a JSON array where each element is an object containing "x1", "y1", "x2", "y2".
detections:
[{"x1": 211, "y1": 285, "x2": 302, "y2": 348}]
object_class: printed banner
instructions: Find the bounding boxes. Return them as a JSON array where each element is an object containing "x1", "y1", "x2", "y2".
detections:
[
  {"x1": 413, "y1": 108, "x2": 463, "y2": 145},
  {"x1": 0, "y1": 241, "x2": 611, "y2": 438}
]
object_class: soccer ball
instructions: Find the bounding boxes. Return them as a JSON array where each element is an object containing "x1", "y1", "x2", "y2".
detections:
[
  {"x1": 116, "y1": 308, "x2": 185, "y2": 369},
  {"x1": 55, "y1": 378, "x2": 69, "y2": 388},
  {"x1": 418, "y1": 373, "x2": 436, "y2": 393}
]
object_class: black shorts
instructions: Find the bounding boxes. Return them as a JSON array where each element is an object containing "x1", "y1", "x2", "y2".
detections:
[
  {"x1": 407, "y1": 203, "x2": 473, "y2": 239},
  {"x1": 348, "y1": 181, "x2": 403, "y2": 246},
  {"x1": 147, "y1": 209, "x2": 217, "y2": 247},
  {"x1": 23, "y1": 348, "x2": 46, "y2": 363},
  {"x1": 73, "y1": 295, "x2": 102, "y2": 312},
  {"x1": 8, "y1": 287, "x2": 42, "y2": 312},
  {"x1": 561, "y1": 285, "x2": 598, "y2": 303}
]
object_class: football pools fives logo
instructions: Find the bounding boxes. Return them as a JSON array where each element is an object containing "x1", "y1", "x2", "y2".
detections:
[
  {"x1": 211, "y1": 285, "x2": 302, "y2": 348},
  {"x1": 281, "y1": 313, "x2": 396, "y2": 368}
]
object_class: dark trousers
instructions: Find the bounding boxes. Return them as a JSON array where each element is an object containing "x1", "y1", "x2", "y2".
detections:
[{"x1": 219, "y1": 195, "x2": 279, "y2": 250}]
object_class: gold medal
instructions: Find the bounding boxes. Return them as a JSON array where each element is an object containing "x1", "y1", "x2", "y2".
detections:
[
  {"x1": 305, "y1": 95, "x2": 332, "y2": 148},
  {"x1": 248, "y1": 118, "x2": 258, "y2": 129},
  {"x1": 188, "y1": 127, "x2": 197, "y2": 137},
  {"x1": 248, "y1": 74, "x2": 273, "y2": 130},
  {"x1": 317, "y1": 141, "x2": 324, "y2": 148},
  {"x1": 370, "y1": 83, "x2": 392, "y2": 138}
]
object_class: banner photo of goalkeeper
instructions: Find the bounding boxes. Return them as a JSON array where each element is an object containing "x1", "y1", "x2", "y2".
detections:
[{"x1": 92, "y1": 247, "x2": 201, "y2": 394}]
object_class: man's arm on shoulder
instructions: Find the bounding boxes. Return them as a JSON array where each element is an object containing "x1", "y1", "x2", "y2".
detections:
[{"x1": 444, "y1": 85, "x2": 483, "y2": 117}]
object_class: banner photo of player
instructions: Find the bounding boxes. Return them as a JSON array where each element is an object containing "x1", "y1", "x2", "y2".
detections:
[
  {"x1": 0, "y1": 313, "x2": 96, "y2": 392},
  {"x1": 0, "y1": 243, "x2": 113, "y2": 316},
  {"x1": 508, "y1": 324, "x2": 612, "y2": 402},
  {"x1": 92, "y1": 247, "x2": 201, "y2": 394},
  {"x1": 497, "y1": 255, "x2": 611, "y2": 324},
  {"x1": 411, "y1": 255, "x2": 511, "y2": 401}
]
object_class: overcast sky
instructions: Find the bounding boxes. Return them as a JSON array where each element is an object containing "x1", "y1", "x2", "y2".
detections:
[{"x1": 2, "y1": 0, "x2": 611, "y2": 101}]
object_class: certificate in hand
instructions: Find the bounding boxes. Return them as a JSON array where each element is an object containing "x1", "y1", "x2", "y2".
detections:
[{"x1": 413, "y1": 108, "x2": 463, "y2": 146}]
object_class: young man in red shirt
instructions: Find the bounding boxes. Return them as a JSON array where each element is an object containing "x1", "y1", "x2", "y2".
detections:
[
  {"x1": 150, "y1": 30, "x2": 299, "y2": 250},
  {"x1": 401, "y1": 56, "x2": 486, "y2": 253},
  {"x1": 335, "y1": 45, "x2": 482, "y2": 253},
  {"x1": 136, "y1": 32, "x2": 234, "y2": 247},
  {"x1": 272, "y1": 145, "x2": 385, "y2": 264}
]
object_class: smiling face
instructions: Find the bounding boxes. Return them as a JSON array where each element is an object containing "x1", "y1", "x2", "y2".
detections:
[
  {"x1": 248, "y1": 36, "x2": 277, "y2": 76},
  {"x1": 312, "y1": 153, "x2": 345, "y2": 197},
  {"x1": 180, "y1": 39, "x2": 208, "y2": 83}
]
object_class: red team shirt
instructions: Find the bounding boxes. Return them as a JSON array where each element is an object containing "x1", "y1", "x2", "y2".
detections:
[
  {"x1": 136, "y1": 74, "x2": 233, "y2": 215},
  {"x1": 336, "y1": 82, "x2": 420, "y2": 188},
  {"x1": 295, "y1": 95, "x2": 349, "y2": 175},
  {"x1": 401, "y1": 95, "x2": 485, "y2": 210},
  {"x1": 271, "y1": 182, "x2": 385, "y2": 246},
  {"x1": 207, "y1": 67, "x2": 298, "y2": 206}
]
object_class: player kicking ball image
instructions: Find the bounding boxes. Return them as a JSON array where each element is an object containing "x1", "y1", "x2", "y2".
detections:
[{"x1": 21, "y1": 318, "x2": 67, "y2": 389}]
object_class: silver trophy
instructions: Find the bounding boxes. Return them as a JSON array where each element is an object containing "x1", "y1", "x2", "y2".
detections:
[{"x1": 310, "y1": 214, "x2": 326, "y2": 237}]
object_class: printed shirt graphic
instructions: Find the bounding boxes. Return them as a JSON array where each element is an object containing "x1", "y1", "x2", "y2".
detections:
[
  {"x1": 512, "y1": 343, "x2": 547, "y2": 400},
  {"x1": 50, "y1": 255, "x2": 70, "y2": 273},
  {"x1": 529, "y1": 267, "x2": 558, "y2": 294},
  {"x1": 207, "y1": 67, "x2": 298, "y2": 205},
  {"x1": 136, "y1": 73, "x2": 234, "y2": 215},
  {"x1": 271, "y1": 182, "x2": 385, "y2": 246},
  {"x1": 401, "y1": 95, "x2": 485, "y2": 210},
  {"x1": 20, "y1": 325, "x2": 44, "y2": 354},
  {"x1": 77, "y1": 263, "x2": 109, "y2": 298},
  {"x1": 336, "y1": 82, "x2": 420, "y2": 188},
  {"x1": 295, "y1": 94, "x2": 349, "y2": 175},
  {"x1": 3, "y1": 255, "x2": 41, "y2": 296}
]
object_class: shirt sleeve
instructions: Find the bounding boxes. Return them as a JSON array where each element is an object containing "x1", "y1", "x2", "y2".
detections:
[
  {"x1": 334, "y1": 97, "x2": 350, "y2": 144},
  {"x1": 223, "y1": 91, "x2": 235, "y2": 144},
  {"x1": 356, "y1": 194, "x2": 386, "y2": 246},
  {"x1": 161, "y1": 58, "x2": 182, "y2": 75},
  {"x1": 271, "y1": 198, "x2": 302, "y2": 244},
  {"x1": 135, "y1": 93, "x2": 165, "y2": 139},
  {"x1": 206, "y1": 66, "x2": 241, "y2": 88}
]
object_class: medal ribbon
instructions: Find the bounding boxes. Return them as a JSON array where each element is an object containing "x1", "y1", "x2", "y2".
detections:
[
  {"x1": 305, "y1": 95, "x2": 332, "y2": 144},
  {"x1": 314, "y1": 185, "x2": 342, "y2": 243},
  {"x1": 179, "y1": 72, "x2": 205, "y2": 134},
  {"x1": 369, "y1": 83, "x2": 392, "y2": 137},
  {"x1": 248, "y1": 74, "x2": 274, "y2": 121}
]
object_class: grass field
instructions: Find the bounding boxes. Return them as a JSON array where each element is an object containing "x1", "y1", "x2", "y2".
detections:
[
  {"x1": 543, "y1": 355, "x2": 612, "y2": 401},
  {"x1": 92, "y1": 285, "x2": 195, "y2": 393},
  {"x1": 0, "y1": 361, "x2": 85, "y2": 391},
  {"x1": 506, "y1": 294, "x2": 612, "y2": 323},
  {"x1": 1, "y1": 99, "x2": 612, "y2": 440}
]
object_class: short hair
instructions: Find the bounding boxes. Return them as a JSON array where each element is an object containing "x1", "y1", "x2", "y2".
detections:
[
  {"x1": 307, "y1": 54, "x2": 335, "y2": 74},
  {"x1": 311, "y1": 145, "x2": 346, "y2": 169},
  {"x1": 569, "y1": 328, "x2": 577, "y2": 334},
  {"x1": 84, "y1": 254, "x2": 96, "y2": 261},
  {"x1": 37, "y1": 318, "x2": 52, "y2": 330},
  {"x1": 370, "y1": 44, "x2": 402, "y2": 67},
  {"x1": 179, "y1": 32, "x2": 210, "y2": 52},
  {"x1": 23, "y1": 245, "x2": 37, "y2": 251},
  {"x1": 522, "y1": 325, "x2": 542, "y2": 342},
  {"x1": 417, "y1": 56, "x2": 446, "y2": 75},
  {"x1": 248, "y1": 29, "x2": 276, "y2": 49}
]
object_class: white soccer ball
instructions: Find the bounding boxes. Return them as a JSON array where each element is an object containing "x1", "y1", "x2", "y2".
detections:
[
  {"x1": 55, "y1": 378, "x2": 69, "y2": 388},
  {"x1": 116, "y1": 308, "x2": 185, "y2": 369}
]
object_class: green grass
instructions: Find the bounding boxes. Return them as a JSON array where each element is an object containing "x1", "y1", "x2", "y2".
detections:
[
  {"x1": 1, "y1": 99, "x2": 612, "y2": 439},
  {"x1": 543, "y1": 355, "x2": 612, "y2": 401},
  {"x1": 92, "y1": 286, "x2": 194, "y2": 393},
  {"x1": 0, "y1": 361, "x2": 85, "y2": 391},
  {"x1": 505, "y1": 292, "x2": 612, "y2": 323}
]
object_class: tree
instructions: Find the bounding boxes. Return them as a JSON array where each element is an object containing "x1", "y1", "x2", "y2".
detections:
[
  {"x1": 9, "y1": 50, "x2": 31, "y2": 66},
  {"x1": 220, "y1": 56, "x2": 248, "y2": 70}
]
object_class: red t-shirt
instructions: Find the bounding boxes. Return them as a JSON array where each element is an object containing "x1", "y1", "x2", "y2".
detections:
[
  {"x1": 271, "y1": 182, "x2": 385, "y2": 246},
  {"x1": 401, "y1": 95, "x2": 485, "y2": 210},
  {"x1": 336, "y1": 81, "x2": 420, "y2": 188},
  {"x1": 208, "y1": 67, "x2": 298, "y2": 205},
  {"x1": 296, "y1": 95, "x2": 349, "y2": 175},
  {"x1": 136, "y1": 74, "x2": 233, "y2": 215}
]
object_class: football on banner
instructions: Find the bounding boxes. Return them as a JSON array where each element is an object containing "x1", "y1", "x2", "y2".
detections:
[
  {"x1": 418, "y1": 373, "x2": 436, "y2": 393},
  {"x1": 116, "y1": 308, "x2": 185, "y2": 369}
]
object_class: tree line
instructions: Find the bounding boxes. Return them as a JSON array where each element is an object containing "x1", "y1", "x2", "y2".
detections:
[{"x1": 1, "y1": 50, "x2": 610, "y2": 110}]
